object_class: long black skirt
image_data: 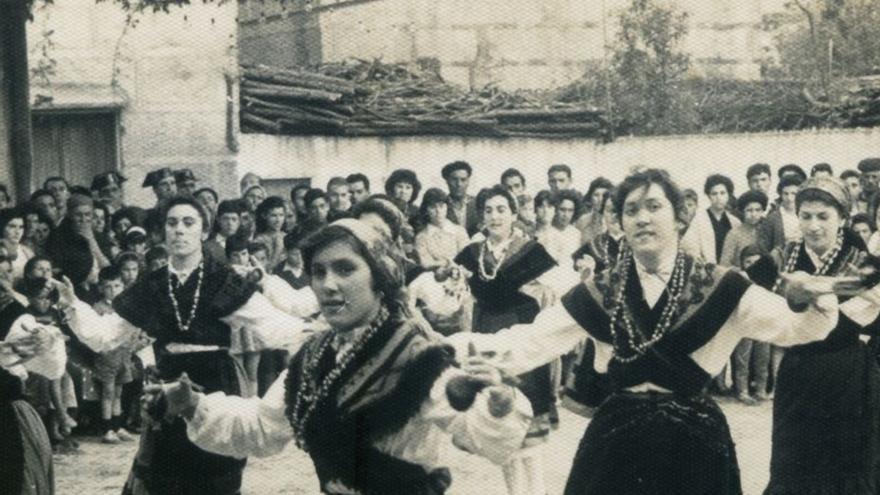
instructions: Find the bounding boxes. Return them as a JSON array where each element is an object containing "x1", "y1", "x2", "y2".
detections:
[
  {"x1": 564, "y1": 392, "x2": 742, "y2": 495},
  {"x1": 121, "y1": 351, "x2": 247, "y2": 495},
  {"x1": 764, "y1": 338, "x2": 880, "y2": 494}
]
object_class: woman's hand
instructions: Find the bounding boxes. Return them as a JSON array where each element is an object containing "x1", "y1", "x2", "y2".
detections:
[
  {"x1": 458, "y1": 358, "x2": 518, "y2": 418},
  {"x1": 246, "y1": 255, "x2": 266, "y2": 287},
  {"x1": 446, "y1": 342, "x2": 520, "y2": 417},
  {"x1": 781, "y1": 271, "x2": 835, "y2": 311},
  {"x1": 142, "y1": 372, "x2": 202, "y2": 422},
  {"x1": 575, "y1": 254, "x2": 596, "y2": 281},
  {"x1": 48, "y1": 276, "x2": 77, "y2": 310}
]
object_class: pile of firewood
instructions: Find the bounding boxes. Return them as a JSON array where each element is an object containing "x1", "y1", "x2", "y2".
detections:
[{"x1": 239, "y1": 60, "x2": 611, "y2": 140}]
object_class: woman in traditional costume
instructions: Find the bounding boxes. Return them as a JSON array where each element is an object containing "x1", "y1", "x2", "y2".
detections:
[
  {"x1": 764, "y1": 177, "x2": 880, "y2": 494},
  {"x1": 0, "y1": 240, "x2": 67, "y2": 495},
  {"x1": 53, "y1": 195, "x2": 312, "y2": 495},
  {"x1": 565, "y1": 192, "x2": 622, "y2": 413},
  {"x1": 454, "y1": 185, "x2": 576, "y2": 495},
  {"x1": 450, "y1": 168, "x2": 844, "y2": 494},
  {"x1": 572, "y1": 192, "x2": 623, "y2": 276},
  {"x1": 150, "y1": 218, "x2": 532, "y2": 495}
]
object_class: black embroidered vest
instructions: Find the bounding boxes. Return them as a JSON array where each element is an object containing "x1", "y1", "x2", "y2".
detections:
[
  {"x1": 561, "y1": 254, "x2": 751, "y2": 396},
  {"x1": 113, "y1": 257, "x2": 257, "y2": 348},
  {"x1": 284, "y1": 316, "x2": 453, "y2": 494},
  {"x1": 454, "y1": 237, "x2": 557, "y2": 314}
]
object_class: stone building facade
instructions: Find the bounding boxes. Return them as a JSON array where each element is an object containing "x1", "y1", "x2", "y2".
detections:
[
  {"x1": 25, "y1": 0, "x2": 239, "y2": 205},
  {"x1": 239, "y1": 0, "x2": 793, "y2": 91}
]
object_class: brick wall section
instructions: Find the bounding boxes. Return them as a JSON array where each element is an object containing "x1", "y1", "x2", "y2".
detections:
[
  {"x1": 26, "y1": 1, "x2": 240, "y2": 206},
  {"x1": 239, "y1": 0, "x2": 794, "y2": 90}
]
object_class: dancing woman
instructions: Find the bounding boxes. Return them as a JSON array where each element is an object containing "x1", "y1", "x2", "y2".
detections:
[
  {"x1": 764, "y1": 177, "x2": 880, "y2": 494},
  {"x1": 451, "y1": 169, "x2": 843, "y2": 494},
  {"x1": 454, "y1": 185, "x2": 575, "y2": 495},
  {"x1": 52, "y1": 195, "x2": 311, "y2": 495},
  {"x1": 151, "y1": 219, "x2": 532, "y2": 495}
]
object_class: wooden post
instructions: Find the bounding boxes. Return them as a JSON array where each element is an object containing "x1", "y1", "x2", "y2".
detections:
[{"x1": 2, "y1": 0, "x2": 34, "y2": 202}]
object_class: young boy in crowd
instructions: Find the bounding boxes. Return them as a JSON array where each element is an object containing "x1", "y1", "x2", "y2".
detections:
[
  {"x1": 727, "y1": 244, "x2": 775, "y2": 405},
  {"x1": 225, "y1": 232, "x2": 251, "y2": 272},
  {"x1": 247, "y1": 241, "x2": 271, "y2": 272},
  {"x1": 116, "y1": 252, "x2": 140, "y2": 288},
  {"x1": 92, "y1": 266, "x2": 136, "y2": 443},
  {"x1": 273, "y1": 231, "x2": 309, "y2": 290}
]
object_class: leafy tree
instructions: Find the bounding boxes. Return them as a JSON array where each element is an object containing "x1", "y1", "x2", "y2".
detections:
[
  {"x1": 608, "y1": 0, "x2": 693, "y2": 135},
  {"x1": 775, "y1": 0, "x2": 880, "y2": 94}
]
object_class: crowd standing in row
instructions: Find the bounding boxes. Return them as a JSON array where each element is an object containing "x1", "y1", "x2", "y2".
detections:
[{"x1": 3, "y1": 157, "x2": 880, "y2": 494}]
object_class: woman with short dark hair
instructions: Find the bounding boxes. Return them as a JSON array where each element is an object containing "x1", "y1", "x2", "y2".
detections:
[
  {"x1": 454, "y1": 184, "x2": 571, "y2": 495},
  {"x1": 0, "y1": 208, "x2": 33, "y2": 284},
  {"x1": 148, "y1": 219, "x2": 531, "y2": 495},
  {"x1": 451, "y1": 168, "x2": 845, "y2": 494},
  {"x1": 414, "y1": 188, "x2": 469, "y2": 270},
  {"x1": 52, "y1": 194, "x2": 314, "y2": 495},
  {"x1": 254, "y1": 196, "x2": 288, "y2": 272},
  {"x1": 385, "y1": 169, "x2": 422, "y2": 221}
]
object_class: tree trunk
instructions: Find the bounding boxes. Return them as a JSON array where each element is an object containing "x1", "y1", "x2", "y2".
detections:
[{"x1": 1, "y1": 0, "x2": 33, "y2": 202}]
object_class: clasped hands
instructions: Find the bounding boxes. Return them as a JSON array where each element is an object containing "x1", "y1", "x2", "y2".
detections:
[
  {"x1": 447, "y1": 343, "x2": 518, "y2": 419},
  {"x1": 781, "y1": 271, "x2": 844, "y2": 312},
  {"x1": 141, "y1": 372, "x2": 204, "y2": 423}
]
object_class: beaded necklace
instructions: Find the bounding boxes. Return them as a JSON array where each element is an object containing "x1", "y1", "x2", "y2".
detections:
[
  {"x1": 167, "y1": 261, "x2": 204, "y2": 333},
  {"x1": 592, "y1": 234, "x2": 613, "y2": 267},
  {"x1": 607, "y1": 245, "x2": 689, "y2": 363},
  {"x1": 478, "y1": 234, "x2": 513, "y2": 281},
  {"x1": 771, "y1": 228, "x2": 844, "y2": 293},
  {"x1": 289, "y1": 305, "x2": 390, "y2": 451}
]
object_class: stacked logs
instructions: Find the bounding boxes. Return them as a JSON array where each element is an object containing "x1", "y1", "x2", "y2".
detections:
[{"x1": 239, "y1": 61, "x2": 611, "y2": 140}]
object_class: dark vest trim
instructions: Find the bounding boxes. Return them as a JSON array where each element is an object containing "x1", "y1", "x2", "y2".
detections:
[
  {"x1": 560, "y1": 260, "x2": 752, "y2": 395},
  {"x1": 284, "y1": 325, "x2": 454, "y2": 495},
  {"x1": 561, "y1": 266, "x2": 751, "y2": 354},
  {"x1": 355, "y1": 344, "x2": 453, "y2": 441},
  {"x1": 561, "y1": 283, "x2": 612, "y2": 343}
]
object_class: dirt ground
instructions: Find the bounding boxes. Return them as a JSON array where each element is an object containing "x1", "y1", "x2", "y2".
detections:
[{"x1": 55, "y1": 397, "x2": 773, "y2": 494}]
